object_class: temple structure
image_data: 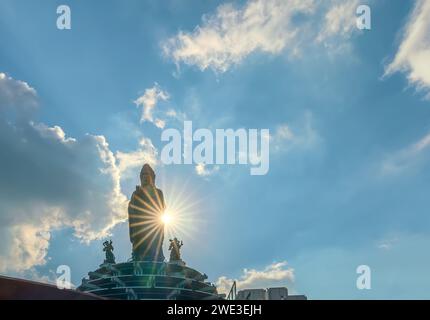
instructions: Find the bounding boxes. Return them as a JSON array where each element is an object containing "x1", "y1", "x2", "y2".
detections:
[{"x1": 78, "y1": 164, "x2": 221, "y2": 300}]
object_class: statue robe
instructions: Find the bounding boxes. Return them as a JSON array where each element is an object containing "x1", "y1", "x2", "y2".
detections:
[{"x1": 128, "y1": 185, "x2": 165, "y2": 262}]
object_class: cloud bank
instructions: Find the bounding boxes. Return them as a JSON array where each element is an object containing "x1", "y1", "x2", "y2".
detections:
[
  {"x1": 0, "y1": 73, "x2": 129, "y2": 272},
  {"x1": 0, "y1": 72, "x2": 38, "y2": 114}
]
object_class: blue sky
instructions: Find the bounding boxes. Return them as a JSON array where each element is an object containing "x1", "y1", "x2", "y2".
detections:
[{"x1": 1, "y1": 0, "x2": 430, "y2": 299}]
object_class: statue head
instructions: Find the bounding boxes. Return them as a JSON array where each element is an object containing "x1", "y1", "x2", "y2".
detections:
[{"x1": 140, "y1": 164, "x2": 155, "y2": 186}]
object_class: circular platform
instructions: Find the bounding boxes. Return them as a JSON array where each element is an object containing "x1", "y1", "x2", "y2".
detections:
[{"x1": 78, "y1": 261, "x2": 222, "y2": 300}]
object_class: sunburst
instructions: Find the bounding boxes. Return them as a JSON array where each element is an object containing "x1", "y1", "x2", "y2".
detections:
[
  {"x1": 159, "y1": 178, "x2": 203, "y2": 242},
  {"x1": 128, "y1": 174, "x2": 203, "y2": 253}
]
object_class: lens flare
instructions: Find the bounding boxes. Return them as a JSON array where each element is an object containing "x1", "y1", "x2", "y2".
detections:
[
  {"x1": 128, "y1": 172, "x2": 206, "y2": 255},
  {"x1": 157, "y1": 175, "x2": 206, "y2": 244},
  {"x1": 161, "y1": 212, "x2": 172, "y2": 225}
]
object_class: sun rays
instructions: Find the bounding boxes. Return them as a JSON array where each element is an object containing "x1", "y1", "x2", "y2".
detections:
[
  {"x1": 160, "y1": 179, "x2": 204, "y2": 243},
  {"x1": 128, "y1": 177, "x2": 203, "y2": 254}
]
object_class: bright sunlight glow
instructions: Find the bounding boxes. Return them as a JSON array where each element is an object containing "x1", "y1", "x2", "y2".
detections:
[{"x1": 161, "y1": 212, "x2": 172, "y2": 225}]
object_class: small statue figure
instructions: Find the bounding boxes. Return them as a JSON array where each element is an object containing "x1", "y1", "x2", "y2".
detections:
[
  {"x1": 103, "y1": 240, "x2": 115, "y2": 264},
  {"x1": 168, "y1": 237, "x2": 183, "y2": 262}
]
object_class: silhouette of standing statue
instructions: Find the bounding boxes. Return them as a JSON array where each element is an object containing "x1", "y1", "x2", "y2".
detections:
[
  {"x1": 128, "y1": 164, "x2": 166, "y2": 262},
  {"x1": 169, "y1": 237, "x2": 183, "y2": 262},
  {"x1": 103, "y1": 240, "x2": 115, "y2": 264}
]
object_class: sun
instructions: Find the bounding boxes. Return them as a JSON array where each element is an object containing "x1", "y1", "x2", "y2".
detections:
[
  {"x1": 148, "y1": 174, "x2": 205, "y2": 243},
  {"x1": 161, "y1": 212, "x2": 172, "y2": 225}
]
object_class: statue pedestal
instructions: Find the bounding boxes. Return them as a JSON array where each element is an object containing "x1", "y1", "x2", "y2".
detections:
[
  {"x1": 78, "y1": 261, "x2": 221, "y2": 300},
  {"x1": 99, "y1": 262, "x2": 114, "y2": 268},
  {"x1": 168, "y1": 260, "x2": 186, "y2": 267}
]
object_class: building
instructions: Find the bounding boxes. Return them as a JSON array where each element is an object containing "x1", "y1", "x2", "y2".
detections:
[{"x1": 236, "y1": 287, "x2": 307, "y2": 300}]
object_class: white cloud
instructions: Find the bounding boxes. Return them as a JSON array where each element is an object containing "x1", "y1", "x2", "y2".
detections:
[
  {"x1": 134, "y1": 85, "x2": 189, "y2": 130},
  {"x1": 154, "y1": 119, "x2": 166, "y2": 129},
  {"x1": 163, "y1": 0, "x2": 316, "y2": 73},
  {"x1": 0, "y1": 72, "x2": 38, "y2": 114},
  {"x1": 165, "y1": 108, "x2": 188, "y2": 123},
  {"x1": 163, "y1": 0, "x2": 364, "y2": 72},
  {"x1": 216, "y1": 261, "x2": 295, "y2": 295},
  {"x1": 116, "y1": 137, "x2": 159, "y2": 179},
  {"x1": 0, "y1": 73, "x2": 129, "y2": 272},
  {"x1": 376, "y1": 236, "x2": 398, "y2": 251},
  {"x1": 385, "y1": 0, "x2": 430, "y2": 98},
  {"x1": 381, "y1": 131, "x2": 430, "y2": 175},
  {"x1": 271, "y1": 124, "x2": 295, "y2": 151},
  {"x1": 0, "y1": 221, "x2": 53, "y2": 273},
  {"x1": 317, "y1": 0, "x2": 360, "y2": 43},
  {"x1": 134, "y1": 84, "x2": 170, "y2": 127},
  {"x1": 271, "y1": 111, "x2": 320, "y2": 153},
  {"x1": 195, "y1": 163, "x2": 219, "y2": 177}
]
